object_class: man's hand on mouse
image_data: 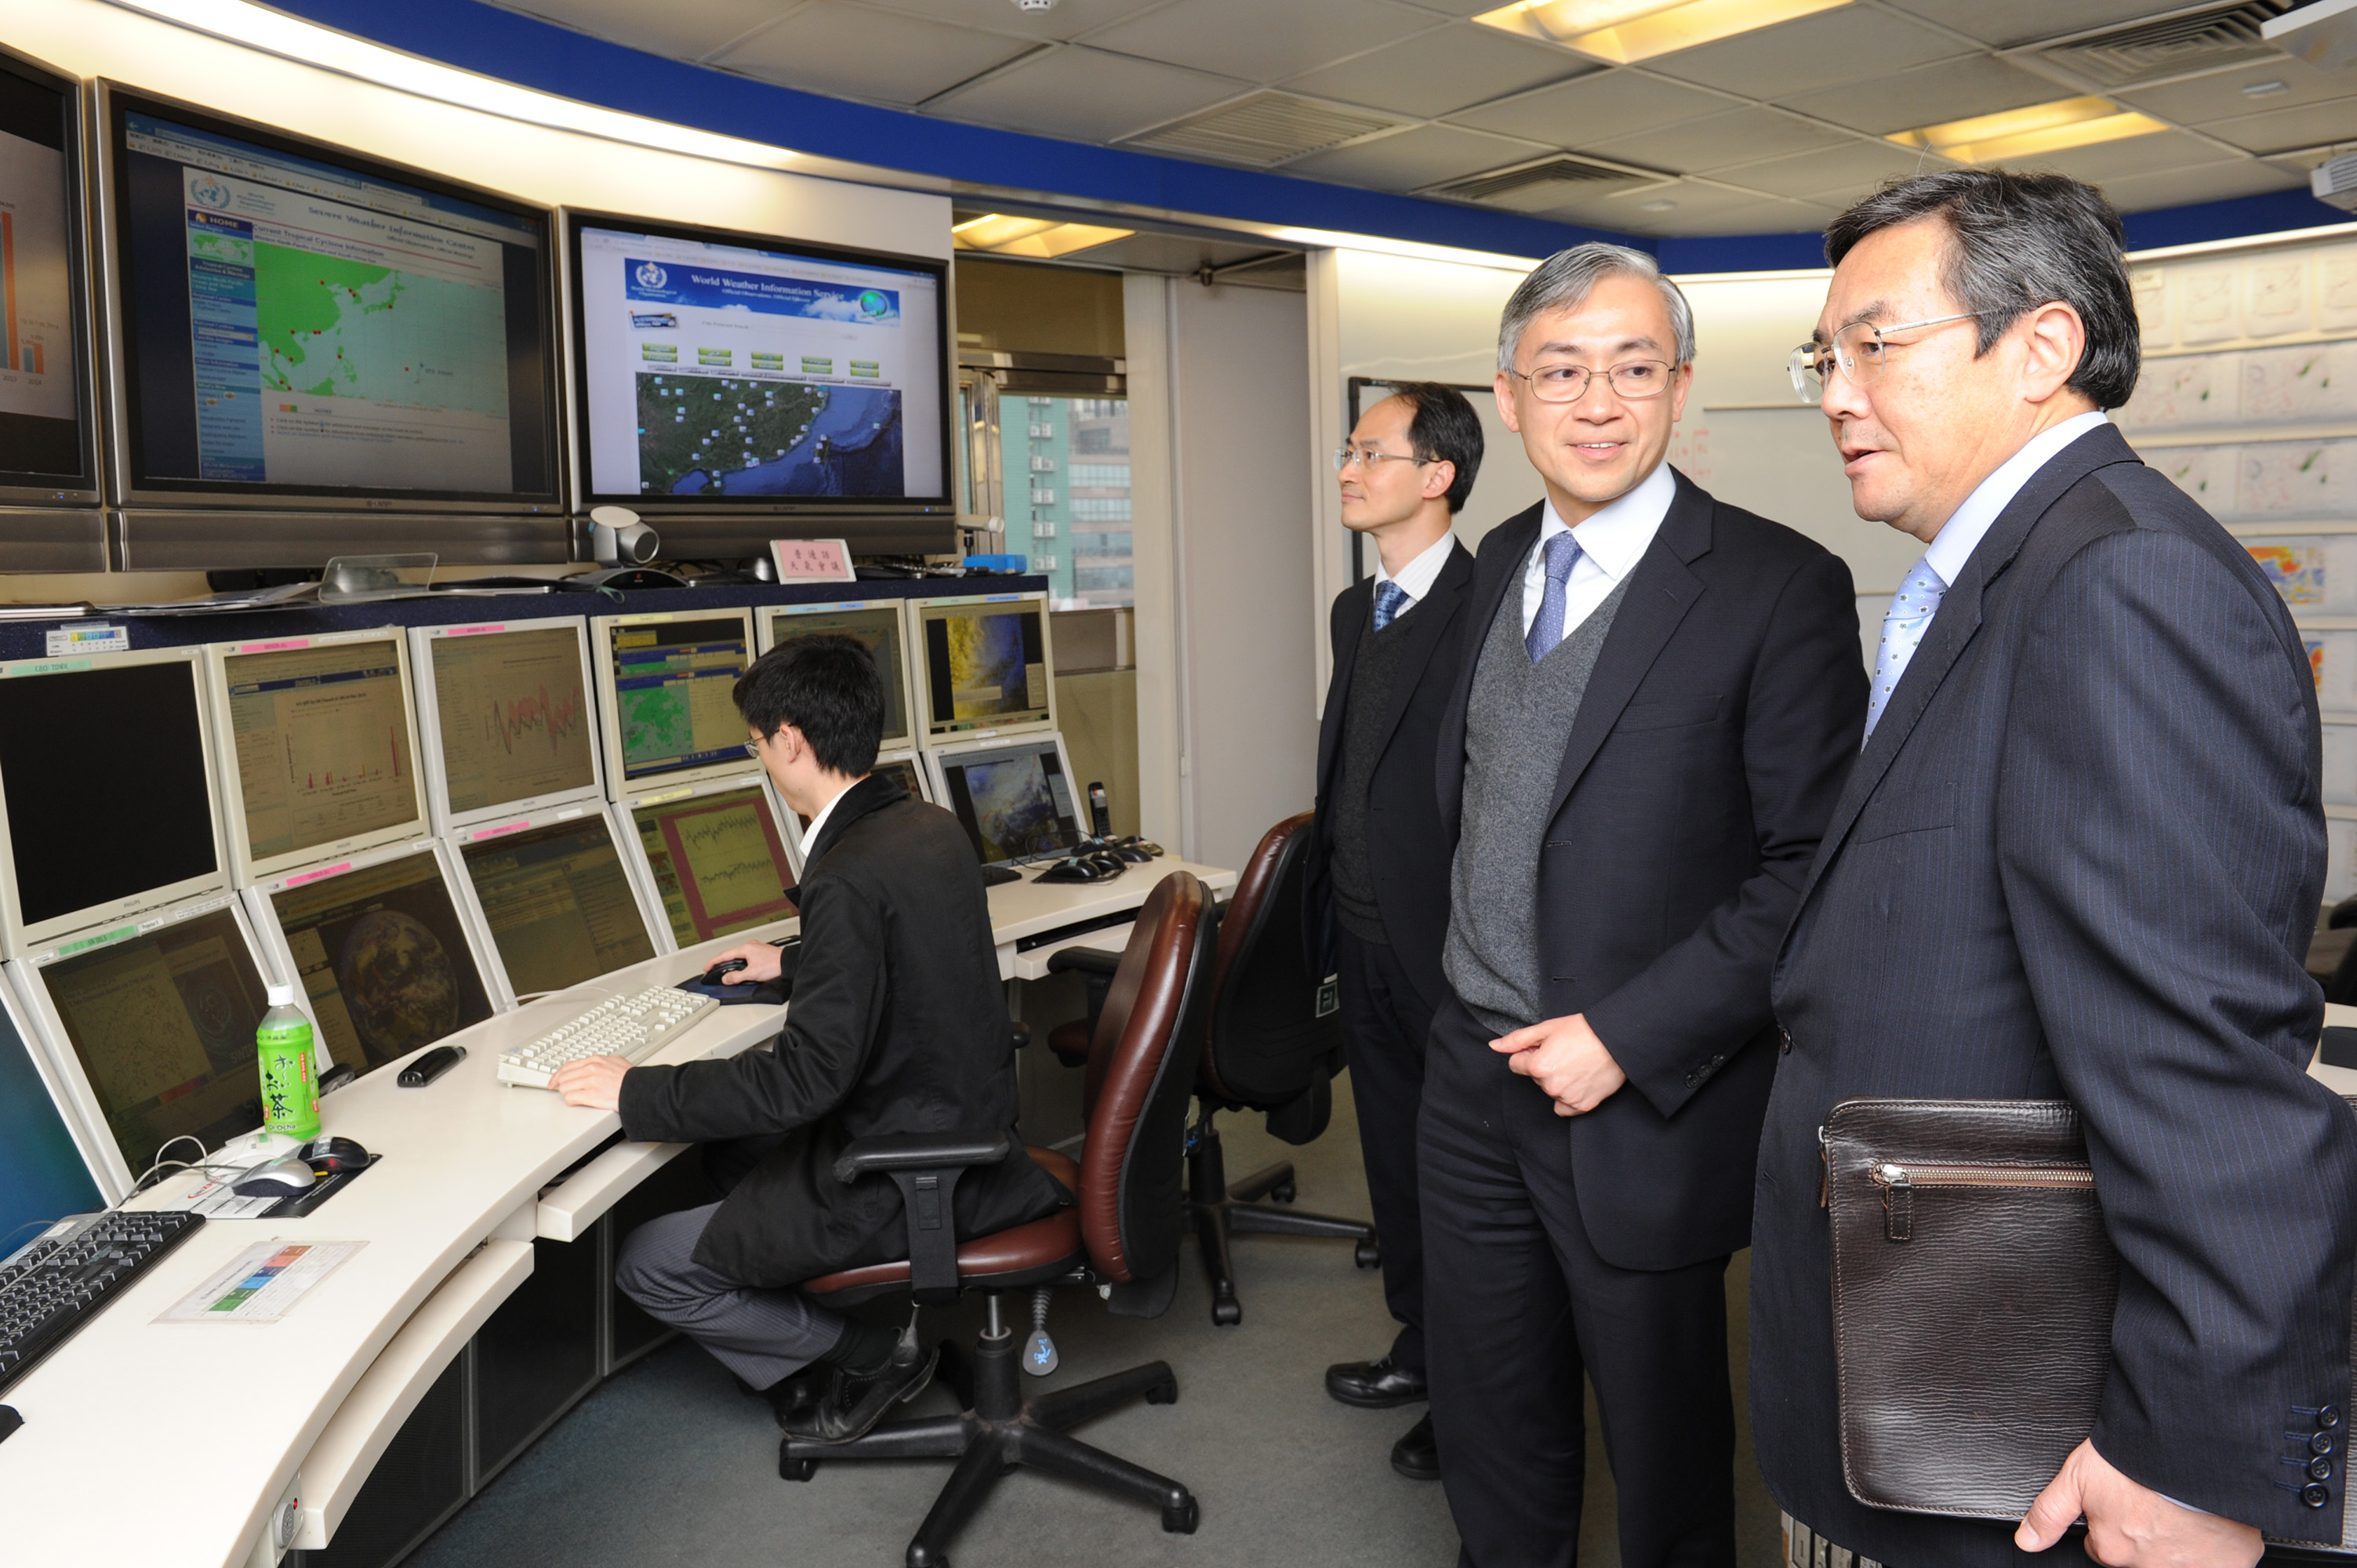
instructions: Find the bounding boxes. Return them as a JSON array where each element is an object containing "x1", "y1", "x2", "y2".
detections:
[
  {"x1": 705, "y1": 940, "x2": 783, "y2": 984},
  {"x1": 550, "y1": 1054, "x2": 632, "y2": 1110}
]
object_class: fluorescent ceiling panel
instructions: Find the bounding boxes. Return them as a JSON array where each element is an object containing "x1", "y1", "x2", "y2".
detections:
[
  {"x1": 1887, "y1": 96, "x2": 2169, "y2": 164},
  {"x1": 1472, "y1": 0, "x2": 1854, "y2": 64}
]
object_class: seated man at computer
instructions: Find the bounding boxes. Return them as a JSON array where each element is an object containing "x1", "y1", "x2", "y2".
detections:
[{"x1": 549, "y1": 634, "x2": 1068, "y2": 1442}]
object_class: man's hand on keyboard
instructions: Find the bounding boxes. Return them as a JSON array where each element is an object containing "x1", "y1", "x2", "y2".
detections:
[
  {"x1": 706, "y1": 940, "x2": 784, "y2": 984},
  {"x1": 550, "y1": 1054, "x2": 632, "y2": 1110}
]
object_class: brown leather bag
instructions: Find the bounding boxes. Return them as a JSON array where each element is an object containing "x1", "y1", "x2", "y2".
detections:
[{"x1": 1823, "y1": 1096, "x2": 2355, "y2": 1541}]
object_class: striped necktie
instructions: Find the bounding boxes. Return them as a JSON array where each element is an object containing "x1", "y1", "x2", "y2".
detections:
[{"x1": 1865, "y1": 556, "x2": 1947, "y2": 741}]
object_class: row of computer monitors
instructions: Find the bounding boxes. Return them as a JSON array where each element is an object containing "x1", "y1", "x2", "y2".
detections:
[{"x1": 0, "y1": 591, "x2": 1102, "y2": 1210}]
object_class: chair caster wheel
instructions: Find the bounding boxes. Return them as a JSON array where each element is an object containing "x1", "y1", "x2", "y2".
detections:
[
  {"x1": 779, "y1": 1451, "x2": 819, "y2": 1482},
  {"x1": 1354, "y1": 1239, "x2": 1380, "y2": 1269},
  {"x1": 1146, "y1": 1374, "x2": 1178, "y2": 1405},
  {"x1": 1270, "y1": 1180, "x2": 1296, "y2": 1203},
  {"x1": 1163, "y1": 1496, "x2": 1199, "y2": 1534},
  {"x1": 1211, "y1": 1298, "x2": 1241, "y2": 1326}
]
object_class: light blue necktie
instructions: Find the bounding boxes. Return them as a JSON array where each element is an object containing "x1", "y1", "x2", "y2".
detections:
[
  {"x1": 1526, "y1": 532, "x2": 1583, "y2": 663},
  {"x1": 1865, "y1": 557, "x2": 1948, "y2": 741},
  {"x1": 1372, "y1": 579, "x2": 1409, "y2": 633}
]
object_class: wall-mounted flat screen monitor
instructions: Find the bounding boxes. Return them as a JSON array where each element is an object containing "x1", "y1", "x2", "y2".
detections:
[
  {"x1": 99, "y1": 84, "x2": 560, "y2": 510},
  {"x1": 0, "y1": 978, "x2": 104, "y2": 1236},
  {"x1": 912, "y1": 592, "x2": 1055, "y2": 740},
  {"x1": 627, "y1": 781, "x2": 797, "y2": 947},
  {"x1": 0, "y1": 648, "x2": 227, "y2": 955},
  {"x1": 414, "y1": 618, "x2": 601, "y2": 832},
  {"x1": 458, "y1": 808, "x2": 657, "y2": 1001},
  {"x1": 569, "y1": 213, "x2": 948, "y2": 516},
  {"x1": 209, "y1": 628, "x2": 430, "y2": 884},
  {"x1": 260, "y1": 843, "x2": 493, "y2": 1074},
  {"x1": 760, "y1": 600, "x2": 917, "y2": 753},
  {"x1": 928, "y1": 734, "x2": 1082, "y2": 867},
  {"x1": 0, "y1": 48, "x2": 97, "y2": 503},
  {"x1": 594, "y1": 609, "x2": 756, "y2": 797}
]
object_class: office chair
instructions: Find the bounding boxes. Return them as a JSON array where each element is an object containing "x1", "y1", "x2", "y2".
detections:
[
  {"x1": 781, "y1": 870, "x2": 1213, "y2": 1568},
  {"x1": 1048, "y1": 813, "x2": 1376, "y2": 1326}
]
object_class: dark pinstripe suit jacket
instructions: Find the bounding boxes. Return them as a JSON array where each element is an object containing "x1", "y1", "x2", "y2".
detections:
[{"x1": 1751, "y1": 421, "x2": 2357, "y2": 1558}]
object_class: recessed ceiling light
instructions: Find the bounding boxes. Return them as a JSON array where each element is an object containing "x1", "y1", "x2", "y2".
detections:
[
  {"x1": 2244, "y1": 78, "x2": 2291, "y2": 96},
  {"x1": 1472, "y1": 0, "x2": 1850, "y2": 64},
  {"x1": 1887, "y1": 96, "x2": 2166, "y2": 164},
  {"x1": 1640, "y1": 198, "x2": 1678, "y2": 210},
  {"x1": 953, "y1": 214, "x2": 1135, "y2": 258}
]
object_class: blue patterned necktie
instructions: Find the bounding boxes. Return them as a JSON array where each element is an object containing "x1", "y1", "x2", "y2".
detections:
[
  {"x1": 1372, "y1": 579, "x2": 1409, "y2": 633},
  {"x1": 1865, "y1": 556, "x2": 1948, "y2": 741},
  {"x1": 1525, "y1": 532, "x2": 1584, "y2": 663}
]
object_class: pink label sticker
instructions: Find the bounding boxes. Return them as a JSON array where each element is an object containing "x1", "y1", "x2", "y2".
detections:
[
  {"x1": 445, "y1": 624, "x2": 507, "y2": 637},
  {"x1": 768, "y1": 539, "x2": 855, "y2": 583},
  {"x1": 470, "y1": 821, "x2": 530, "y2": 840},
  {"x1": 234, "y1": 638, "x2": 313, "y2": 653},
  {"x1": 284, "y1": 862, "x2": 351, "y2": 887}
]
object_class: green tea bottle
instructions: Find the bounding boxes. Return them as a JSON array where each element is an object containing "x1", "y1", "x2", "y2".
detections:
[{"x1": 257, "y1": 985, "x2": 321, "y2": 1142}]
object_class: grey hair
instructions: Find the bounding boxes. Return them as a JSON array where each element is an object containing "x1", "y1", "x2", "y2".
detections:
[{"x1": 1496, "y1": 244, "x2": 1696, "y2": 375}]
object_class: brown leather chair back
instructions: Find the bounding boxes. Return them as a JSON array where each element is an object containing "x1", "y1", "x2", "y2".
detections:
[
  {"x1": 1077, "y1": 870, "x2": 1211, "y2": 1287},
  {"x1": 1199, "y1": 812, "x2": 1341, "y2": 1110}
]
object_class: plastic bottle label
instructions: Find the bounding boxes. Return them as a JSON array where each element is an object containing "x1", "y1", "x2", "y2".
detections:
[{"x1": 258, "y1": 1018, "x2": 320, "y2": 1140}]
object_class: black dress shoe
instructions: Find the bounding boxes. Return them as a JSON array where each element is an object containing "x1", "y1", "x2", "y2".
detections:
[
  {"x1": 1325, "y1": 1353, "x2": 1428, "y2": 1408},
  {"x1": 782, "y1": 1337, "x2": 939, "y2": 1445},
  {"x1": 758, "y1": 1374, "x2": 819, "y2": 1431},
  {"x1": 1390, "y1": 1413, "x2": 1440, "y2": 1481}
]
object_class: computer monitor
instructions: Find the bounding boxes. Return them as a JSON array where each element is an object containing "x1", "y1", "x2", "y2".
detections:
[
  {"x1": 623, "y1": 778, "x2": 798, "y2": 949},
  {"x1": 0, "y1": 647, "x2": 228, "y2": 955},
  {"x1": 926, "y1": 734, "x2": 1084, "y2": 868},
  {"x1": 594, "y1": 608, "x2": 758, "y2": 798},
  {"x1": 0, "y1": 46, "x2": 99, "y2": 505},
  {"x1": 96, "y1": 83, "x2": 561, "y2": 513},
  {"x1": 911, "y1": 592, "x2": 1055, "y2": 741},
  {"x1": 0, "y1": 974, "x2": 104, "y2": 1240},
  {"x1": 13, "y1": 890, "x2": 283, "y2": 1195},
  {"x1": 249, "y1": 840, "x2": 494, "y2": 1076},
  {"x1": 759, "y1": 600, "x2": 919, "y2": 753},
  {"x1": 412, "y1": 617, "x2": 602, "y2": 833},
  {"x1": 567, "y1": 211, "x2": 950, "y2": 550},
  {"x1": 453, "y1": 805, "x2": 659, "y2": 1005},
  {"x1": 209, "y1": 627, "x2": 430, "y2": 884}
]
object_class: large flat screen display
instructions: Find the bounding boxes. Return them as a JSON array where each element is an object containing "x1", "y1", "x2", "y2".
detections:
[
  {"x1": 0, "y1": 51, "x2": 93, "y2": 496},
  {"x1": 571, "y1": 215, "x2": 946, "y2": 507},
  {"x1": 104, "y1": 89, "x2": 558, "y2": 506}
]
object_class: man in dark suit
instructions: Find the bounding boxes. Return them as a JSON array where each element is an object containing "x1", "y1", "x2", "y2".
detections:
[
  {"x1": 1754, "y1": 171, "x2": 2357, "y2": 1568},
  {"x1": 1422, "y1": 245, "x2": 1866, "y2": 1568},
  {"x1": 551, "y1": 636, "x2": 1066, "y2": 1446},
  {"x1": 1309, "y1": 381, "x2": 1482, "y2": 1482}
]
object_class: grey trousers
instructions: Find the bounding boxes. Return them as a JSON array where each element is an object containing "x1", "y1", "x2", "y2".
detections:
[{"x1": 614, "y1": 1202, "x2": 846, "y2": 1390}]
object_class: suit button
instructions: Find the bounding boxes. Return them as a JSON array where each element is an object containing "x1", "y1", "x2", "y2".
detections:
[
  {"x1": 2313, "y1": 1457, "x2": 2335, "y2": 1482},
  {"x1": 2304, "y1": 1483, "x2": 2331, "y2": 1508},
  {"x1": 1777, "y1": 1026, "x2": 1792, "y2": 1055},
  {"x1": 2313, "y1": 1432, "x2": 2337, "y2": 1457},
  {"x1": 2324, "y1": 1406, "x2": 2344, "y2": 1431}
]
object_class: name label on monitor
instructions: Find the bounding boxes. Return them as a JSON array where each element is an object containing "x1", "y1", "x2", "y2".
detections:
[
  {"x1": 45, "y1": 622, "x2": 126, "y2": 658},
  {"x1": 770, "y1": 539, "x2": 855, "y2": 583}
]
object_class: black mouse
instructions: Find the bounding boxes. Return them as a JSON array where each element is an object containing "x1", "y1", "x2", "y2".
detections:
[
  {"x1": 300, "y1": 1134, "x2": 372, "y2": 1174},
  {"x1": 701, "y1": 956, "x2": 750, "y2": 986},
  {"x1": 1034, "y1": 858, "x2": 1102, "y2": 884}
]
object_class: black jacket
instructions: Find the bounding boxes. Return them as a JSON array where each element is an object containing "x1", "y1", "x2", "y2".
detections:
[
  {"x1": 617, "y1": 773, "x2": 1068, "y2": 1288},
  {"x1": 1753, "y1": 422, "x2": 2357, "y2": 1555},
  {"x1": 1308, "y1": 537, "x2": 1476, "y2": 1011},
  {"x1": 1435, "y1": 473, "x2": 1865, "y2": 1271}
]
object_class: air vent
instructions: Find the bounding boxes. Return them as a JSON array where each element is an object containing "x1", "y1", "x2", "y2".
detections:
[
  {"x1": 2036, "y1": 2, "x2": 2297, "y2": 89},
  {"x1": 1427, "y1": 155, "x2": 1653, "y2": 210},
  {"x1": 1123, "y1": 92, "x2": 1404, "y2": 168}
]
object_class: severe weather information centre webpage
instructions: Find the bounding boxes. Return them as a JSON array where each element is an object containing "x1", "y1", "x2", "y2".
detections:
[{"x1": 577, "y1": 225, "x2": 943, "y2": 503}]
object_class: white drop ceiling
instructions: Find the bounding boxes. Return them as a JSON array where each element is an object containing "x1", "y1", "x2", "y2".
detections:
[{"x1": 487, "y1": 0, "x2": 2357, "y2": 241}]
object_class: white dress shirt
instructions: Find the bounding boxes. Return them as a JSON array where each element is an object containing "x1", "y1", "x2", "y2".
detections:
[
  {"x1": 1917, "y1": 409, "x2": 2112, "y2": 590},
  {"x1": 1371, "y1": 528, "x2": 1458, "y2": 612},
  {"x1": 1521, "y1": 459, "x2": 1676, "y2": 653},
  {"x1": 800, "y1": 776, "x2": 856, "y2": 851}
]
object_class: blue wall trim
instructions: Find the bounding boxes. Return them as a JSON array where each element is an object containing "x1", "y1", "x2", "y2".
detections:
[{"x1": 256, "y1": 0, "x2": 2356, "y2": 274}]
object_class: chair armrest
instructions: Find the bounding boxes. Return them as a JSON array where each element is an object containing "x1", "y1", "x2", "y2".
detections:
[
  {"x1": 832, "y1": 1131, "x2": 1013, "y2": 1184},
  {"x1": 1045, "y1": 947, "x2": 1122, "y2": 978},
  {"x1": 1011, "y1": 1020, "x2": 1031, "y2": 1051},
  {"x1": 831, "y1": 1132, "x2": 1014, "y2": 1305}
]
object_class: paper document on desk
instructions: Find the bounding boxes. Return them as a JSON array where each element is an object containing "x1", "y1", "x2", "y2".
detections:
[{"x1": 158, "y1": 1240, "x2": 365, "y2": 1323}]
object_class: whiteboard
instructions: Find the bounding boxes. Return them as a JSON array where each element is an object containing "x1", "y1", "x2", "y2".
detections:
[{"x1": 1673, "y1": 406, "x2": 1922, "y2": 596}]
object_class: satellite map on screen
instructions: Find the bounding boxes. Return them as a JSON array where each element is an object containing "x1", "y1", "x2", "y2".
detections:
[{"x1": 636, "y1": 373, "x2": 902, "y2": 497}]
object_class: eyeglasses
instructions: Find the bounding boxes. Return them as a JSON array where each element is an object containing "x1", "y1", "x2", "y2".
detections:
[
  {"x1": 1505, "y1": 359, "x2": 1676, "y2": 403},
  {"x1": 1332, "y1": 447, "x2": 1433, "y2": 473},
  {"x1": 1789, "y1": 311, "x2": 1986, "y2": 402},
  {"x1": 743, "y1": 740, "x2": 764, "y2": 759}
]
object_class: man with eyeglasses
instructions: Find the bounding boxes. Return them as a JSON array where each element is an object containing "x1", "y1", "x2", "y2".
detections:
[
  {"x1": 1753, "y1": 172, "x2": 2354, "y2": 1568},
  {"x1": 1309, "y1": 383, "x2": 1482, "y2": 1483},
  {"x1": 1421, "y1": 244, "x2": 1865, "y2": 1568}
]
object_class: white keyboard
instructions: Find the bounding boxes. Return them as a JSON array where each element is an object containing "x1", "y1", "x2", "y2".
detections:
[{"x1": 497, "y1": 985, "x2": 719, "y2": 1089}]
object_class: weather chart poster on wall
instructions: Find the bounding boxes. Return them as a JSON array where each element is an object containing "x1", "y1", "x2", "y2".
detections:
[
  {"x1": 0, "y1": 71, "x2": 79, "y2": 480},
  {"x1": 573, "y1": 220, "x2": 946, "y2": 506}
]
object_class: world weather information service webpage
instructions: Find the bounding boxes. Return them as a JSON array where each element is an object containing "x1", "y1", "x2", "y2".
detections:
[
  {"x1": 117, "y1": 111, "x2": 551, "y2": 497},
  {"x1": 576, "y1": 224, "x2": 944, "y2": 503}
]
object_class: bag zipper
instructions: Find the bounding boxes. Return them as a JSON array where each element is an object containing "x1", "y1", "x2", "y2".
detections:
[{"x1": 1865, "y1": 1159, "x2": 2093, "y2": 1242}]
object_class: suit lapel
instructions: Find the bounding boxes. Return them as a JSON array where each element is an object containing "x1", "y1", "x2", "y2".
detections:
[
  {"x1": 1317, "y1": 578, "x2": 1371, "y2": 799},
  {"x1": 1371, "y1": 542, "x2": 1473, "y2": 760},
  {"x1": 1545, "y1": 474, "x2": 1711, "y2": 822},
  {"x1": 1437, "y1": 507, "x2": 1542, "y2": 830}
]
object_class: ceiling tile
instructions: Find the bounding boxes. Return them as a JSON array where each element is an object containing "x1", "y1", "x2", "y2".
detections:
[
  {"x1": 926, "y1": 45, "x2": 1247, "y2": 140},
  {"x1": 2100, "y1": 161, "x2": 2308, "y2": 216},
  {"x1": 1644, "y1": 6, "x2": 1970, "y2": 100},
  {"x1": 852, "y1": 0, "x2": 1171, "y2": 44},
  {"x1": 2118, "y1": 58, "x2": 2355, "y2": 126},
  {"x1": 1774, "y1": 54, "x2": 2072, "y2": 138},
  {"x1": 2013, "y1": 130, "x2": 2239, "y2": 185},
  {"x1": 714, "y1": 2, "x2": 1037, "y2": 103},
  {"x1": 1640, "y1": 197, "x2": 1833, "y2": 238},
  {"x1": 2199, "y1": 99, "x2": 2357, "y2": 156},
  {"x1": 487, "y1": 0, "x2": 801, "y2": 60},
  {"x1": 1450, "y1": 69, "x2": 1732, "y2": 145},
  {"x1": 1876, "y1": 0, "x2": 2180, "y2": 50},
  {"x1": 1283, "y1": 124, "x2": 1559, "y2": 191},
  {"x1": 1281, "y1": 24, "x2": 1594, "y2": 118},
  {"x1": 1581, "y1": 107, "x2": 1848, "y2": 176},
  {"x1": 1084, "y1": 0, "x2": 1439, "y2": 84},
  {"x1": 1719, "y1": 139, "x2": 1944, "y2": 199}
]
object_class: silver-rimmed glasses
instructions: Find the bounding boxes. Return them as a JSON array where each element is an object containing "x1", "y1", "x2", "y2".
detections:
[
  {"x1": 1504, "y1": 359, "x2": 1676, "y2": 403},
  {"x1": 1789, "y1": 311, "x2": 1986, "y2": 402},
  {"x1": 1332, "y1": 447, "x2": 1433, "y2": 473}
]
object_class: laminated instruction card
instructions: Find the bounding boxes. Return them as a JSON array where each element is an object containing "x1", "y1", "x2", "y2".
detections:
[{"x1": 158, "y1": 1240, "x2": 365, "y2": 1323}]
